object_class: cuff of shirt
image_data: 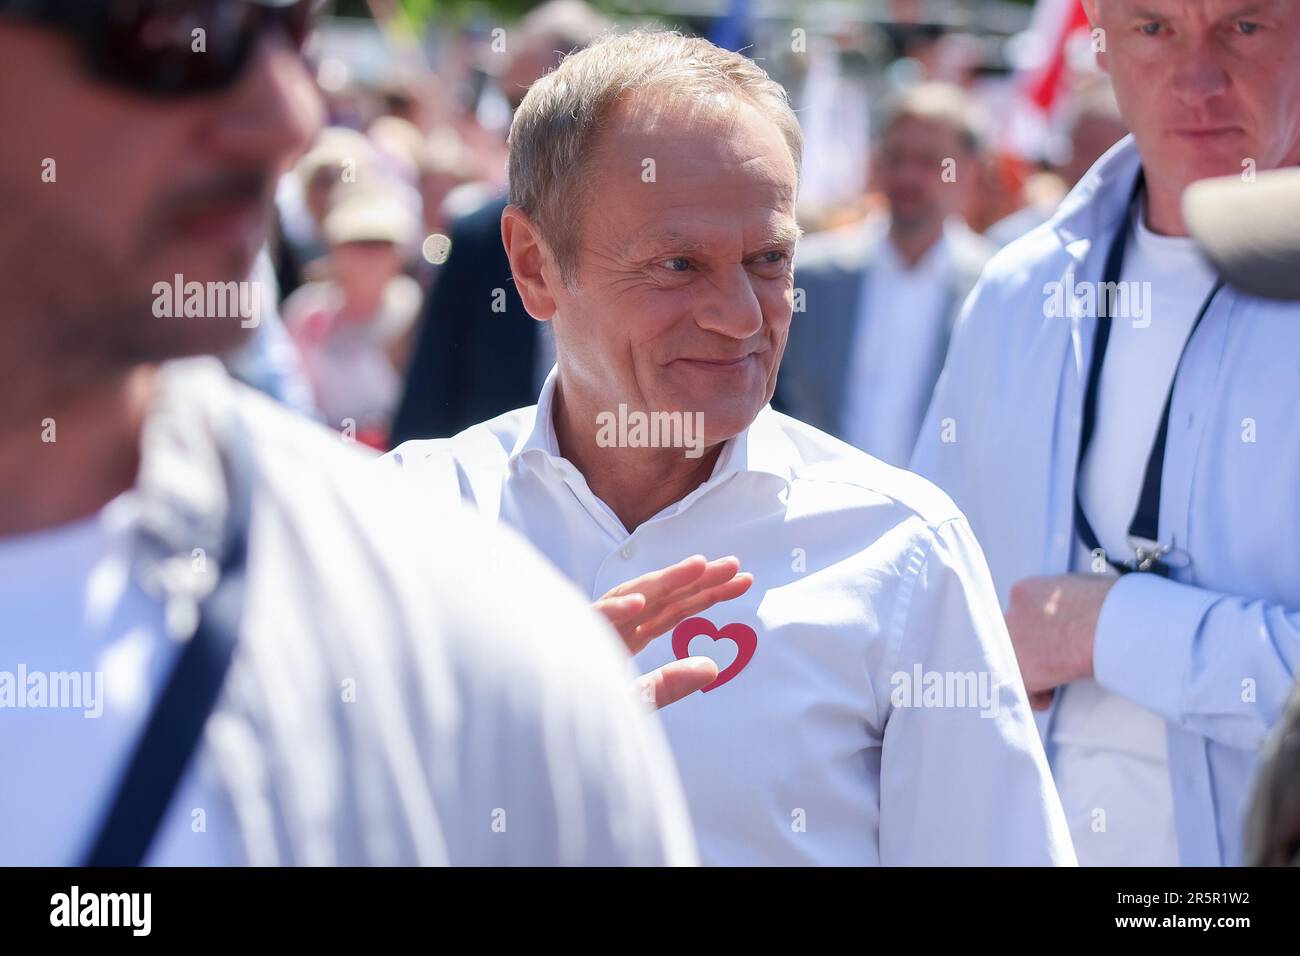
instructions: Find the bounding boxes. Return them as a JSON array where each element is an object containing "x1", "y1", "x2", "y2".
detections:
[{"x1": 1092, "y1": 572, "x2": 1220, "y2": 721}]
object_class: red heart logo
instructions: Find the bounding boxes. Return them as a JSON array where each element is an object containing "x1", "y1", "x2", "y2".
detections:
[{"x1": 671, "y1": 617, "x2": 757, "y2": 693}]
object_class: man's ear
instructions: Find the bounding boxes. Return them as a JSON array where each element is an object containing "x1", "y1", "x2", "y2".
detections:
[{"x1": 501, "y1": 204, "x2": 559, "y2": 321}]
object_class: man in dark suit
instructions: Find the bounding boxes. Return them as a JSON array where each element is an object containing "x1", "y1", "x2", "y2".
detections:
[
  {"x1": 779, "y1": 83, "x2": 993, "y2": 467},
  {"x1": 390, "y1": 195, "x2": 546, "y2": 443},
  {"x1": 390, "y1": 0, "x2": 611, "y2": 444}
]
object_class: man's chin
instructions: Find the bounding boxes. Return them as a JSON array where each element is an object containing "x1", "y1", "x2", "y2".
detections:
[
  {"x1": 1162, "y1": 138, "x2": 1259, "y2": 187},
  {"x1": 1184, "y1": 157, "x2": 1250, "y2": 181},
  {"x1": 134, "y1": 247, "x2": 267, "y2": 351},
  {"x1": 696, "y1": 401, "x2": 765, "y2": 447}
]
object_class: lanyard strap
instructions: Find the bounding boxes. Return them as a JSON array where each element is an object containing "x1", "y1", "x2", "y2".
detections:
[
  {"x1": 1074, "y1": 173, "x2": 1225, "y2": 577},
  {"x1": 84, "y1": 473, "x2": 251, "y2": 867}
]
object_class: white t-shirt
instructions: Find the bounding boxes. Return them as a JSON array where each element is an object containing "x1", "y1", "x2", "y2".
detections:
[
  {"x1": 1054, "y1": 201, "x2": 1220, "y2": 866},
  {"x1": 841, "y1": 226, "x2": 954, "y2": 467},
  {"x1": 0, "y1": 493, "x2": 228, "y2": 865}
]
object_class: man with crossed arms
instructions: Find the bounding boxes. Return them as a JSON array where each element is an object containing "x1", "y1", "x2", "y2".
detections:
[{"x1": 390, "y1": 30, "x2": 1075, "y2": 866}]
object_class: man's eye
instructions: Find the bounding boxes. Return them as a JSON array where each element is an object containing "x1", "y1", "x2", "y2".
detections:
[
  {"x1": 1236, "y1": 20, "x2": 1261, "y2": 35},
  {"x1": 661, "y1": 257, "x2": 692, "y2": 273},
  {"x1": 1139, "y1": 21, "x2": 1163, "y2": 36},
  {"x1": 752, "y1": 251, "x2": 789, "y2": 268}
]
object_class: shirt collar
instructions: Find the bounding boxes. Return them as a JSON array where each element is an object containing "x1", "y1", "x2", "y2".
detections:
[
  {"x1": 508, "y1": 366, "x2": 794, "y2": 494},
  {"x1": 1049, "y1": 134, "x2": 1145, "y2": 264},
  {"x1": 508, "y1": 365, "x2": 563, "y2": 464},
  {"x1": 708, "y1": 405, "x2": 796, "y2": 489}
]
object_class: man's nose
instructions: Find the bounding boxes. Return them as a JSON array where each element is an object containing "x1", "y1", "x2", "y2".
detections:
[
  {"x1": 203, "y1": 34, "x2": 324, "y2": 172},
  {"x1": 694, "y1": 264, "x2": 765, "y2": 339},
  {"x1": 1168, "y1": 38, "x2": 1230, "y2": 110}
]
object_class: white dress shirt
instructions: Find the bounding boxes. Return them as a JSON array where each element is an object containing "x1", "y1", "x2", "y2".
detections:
[
  {"x1": 388, "y1": 370, "x2": 1076, "y2": 866},
  {"x1": 913, "y1": 135, "x2": 1300, "y2": 866},
  {"x1": 841, "y1": 223, "x2": 955, "y2": 468}
]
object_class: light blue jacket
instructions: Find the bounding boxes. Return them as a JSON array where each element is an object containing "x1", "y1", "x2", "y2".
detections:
[{"x1": 911, "y1": 136, "x2": 1300, "y2": 866}]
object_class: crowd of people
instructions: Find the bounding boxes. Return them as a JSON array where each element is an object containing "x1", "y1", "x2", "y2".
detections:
[
  {"x1": 2, "y1": 0, "x2": 1298, "y2": 870},
  {"x1": 238, "y1": 1, "x2": 1131, "y2": 459}
]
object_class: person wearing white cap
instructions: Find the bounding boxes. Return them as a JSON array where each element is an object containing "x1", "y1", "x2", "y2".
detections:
[
  {"x1": 912, "y1": 0, "x2": 1300, "y2": 866},
  {"x1": 283, "y1": 185, "x2": 423, "y2": 445}
]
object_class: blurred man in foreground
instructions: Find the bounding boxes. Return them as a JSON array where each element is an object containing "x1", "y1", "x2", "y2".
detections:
[
  {"x1": 913, "y1": 0, "x2": 1300, "y2": 865},
  {"x1": 0, "y1": 0, "x2": 695, "y2": 866},
  {"x1": 390, "y1": 30, "x2": 1075, "y2": 866}
]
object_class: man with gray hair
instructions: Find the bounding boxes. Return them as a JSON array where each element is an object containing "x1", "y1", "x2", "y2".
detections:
[
  {"x1": 780, "y1": 82, "x2": 995, "y2": 467},
  {"x1": 390, "y1": 30, "x2": 1075, "y2": 866}
]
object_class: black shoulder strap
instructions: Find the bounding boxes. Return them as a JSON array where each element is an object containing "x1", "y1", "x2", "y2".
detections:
[
  {"x1": 84, "y1": 496, "x2": 250, "y2": 867},
  {"x1": 1073, "y1": 171, "x2": 1224, "y2": 576},
  {"x1": 1126, "y1": 281, "x2": 1219, "y2": 546}
]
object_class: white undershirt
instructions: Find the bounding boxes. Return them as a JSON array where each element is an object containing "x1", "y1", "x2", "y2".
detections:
[
  {"x1": 0, "y1": 493, "x2": 227, "y2": 865},
  {"x1": 841, "y1": 224, "x2": 954, "y2": 467},
  {"x1": 1053, "y1": 200, "x2": 1219, "y2": 866}
]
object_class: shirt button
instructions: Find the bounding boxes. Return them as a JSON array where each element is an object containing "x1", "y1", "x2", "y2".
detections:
[{"x1": 620, "y1": 545, "x2": 634, "y2": 559}]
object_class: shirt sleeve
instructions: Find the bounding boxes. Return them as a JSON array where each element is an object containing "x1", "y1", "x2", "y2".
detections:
[
  {"x1": 1094, "y1": 572, "x2": 1300, "y2": 751},
  {"x1": 877, "y1": 517, "x2": 1077, "y2": 865}
]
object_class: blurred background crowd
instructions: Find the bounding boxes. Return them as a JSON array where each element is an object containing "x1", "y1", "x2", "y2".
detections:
[{"x1": 236, "y1": 0, "x2": 1126, "y2": 457}]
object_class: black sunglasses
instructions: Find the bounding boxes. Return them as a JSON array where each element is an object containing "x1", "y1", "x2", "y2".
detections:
[{"x1": 0, "y1": 0, "x2": 317, "y2": 96}]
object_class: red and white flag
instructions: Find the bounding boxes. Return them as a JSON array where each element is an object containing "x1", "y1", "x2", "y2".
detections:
[{"x1": 1007, "y1": 0, "x2": 1095, "y2": 158}]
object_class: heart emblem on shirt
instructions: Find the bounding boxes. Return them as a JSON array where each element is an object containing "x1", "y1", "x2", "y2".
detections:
[{"x1": 671, "y1": 617, "x2": 757, "y2": 693}]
